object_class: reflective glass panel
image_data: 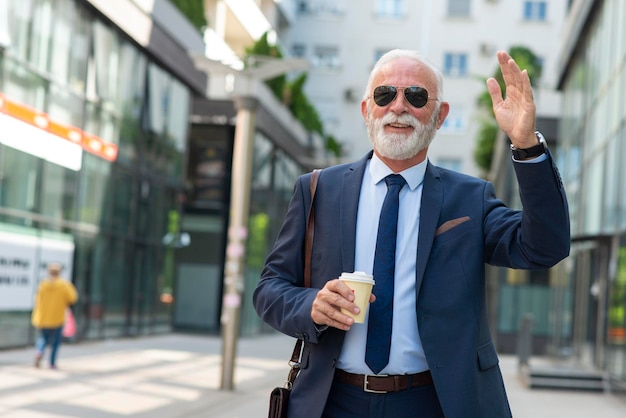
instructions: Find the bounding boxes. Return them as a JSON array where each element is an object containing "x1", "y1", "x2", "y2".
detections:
[{"x1": 40, "y1": 160, "x2": 77, "y2": 226}]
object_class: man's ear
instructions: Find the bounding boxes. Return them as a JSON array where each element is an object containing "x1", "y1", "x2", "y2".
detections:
[
  {"x1": 361, "y1": 99, "x2": 368, "y2": 121},
  {"x1": 436, "y1": 102, "x2": 450, "y2": 129}
]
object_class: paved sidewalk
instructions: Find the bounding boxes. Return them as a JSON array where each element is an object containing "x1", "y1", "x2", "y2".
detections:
[{"x1": 0, "y1": 332, "x2": 624, "y2": 417}]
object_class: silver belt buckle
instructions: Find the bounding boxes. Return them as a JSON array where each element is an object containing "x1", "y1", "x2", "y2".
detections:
[{"x1": 363, "y1": 374, "x2": 388, "y2": 393}]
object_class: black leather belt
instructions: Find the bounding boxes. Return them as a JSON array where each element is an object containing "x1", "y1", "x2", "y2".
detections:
[{"x1": 335, "y1": 369, "x2": 433, "y2": 393}]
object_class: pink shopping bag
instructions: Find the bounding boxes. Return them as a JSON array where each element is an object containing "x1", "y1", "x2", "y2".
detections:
[{"x1": 62, "y1": 309, "x2": 76, "y2": 338}]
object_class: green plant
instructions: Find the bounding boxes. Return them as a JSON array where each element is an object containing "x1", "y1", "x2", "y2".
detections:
[
  {"x1": 244, "y1": 32, "x2": 287, "y2": 102},
  {"x1": 473, "y1": 119, "x2": 498, "y2": 174},
  {"x1": 168, "y1": 0, "x2": 207, "y2": 32}
]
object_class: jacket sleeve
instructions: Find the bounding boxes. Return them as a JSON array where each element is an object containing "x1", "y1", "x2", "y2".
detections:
[
  {"x1": 253, "y1": 173, "x2": 323, "y2": 343},
  {"x1": 484, "y1": 151, "x2": 570, "y2": 269},
  {"x1": 66, "y1": 281, "x2": 78, "y2": 305}
]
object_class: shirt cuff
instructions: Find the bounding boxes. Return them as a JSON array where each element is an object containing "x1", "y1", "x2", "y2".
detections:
[
  {"x1": 313, "y1": 322, "x2": 329, "y2": 335},
  {"x1": 512, "y1": 153, "x2": 548, "y2": 163}
]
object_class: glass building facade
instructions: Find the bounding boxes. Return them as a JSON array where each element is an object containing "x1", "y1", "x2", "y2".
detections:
[
  {"x1": 556, "y1": 0, "x2": 626, "y2": 388},
  {"x1": 0, "y1": 0, "x2": 316, "y2": 347},
  {"x1": 0, "y1": 0, "x2": 192, "y2": 347},
  {"x1": 485, "y1": 0, "x2": 626, "y2": 391}
]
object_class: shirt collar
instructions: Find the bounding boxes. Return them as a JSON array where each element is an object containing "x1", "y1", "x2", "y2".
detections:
[{"x1": 369, "y1": 153, "x2": 427, "y2": 191}]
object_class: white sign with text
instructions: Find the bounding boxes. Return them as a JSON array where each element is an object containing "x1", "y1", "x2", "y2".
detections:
[{"x1": 0, "y1": 231, "x2": 74, "y2": 311}]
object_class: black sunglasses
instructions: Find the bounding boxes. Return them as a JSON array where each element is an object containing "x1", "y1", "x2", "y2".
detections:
[{"x1": 372, "y1": 85, "x2": 436, "y2": 108}]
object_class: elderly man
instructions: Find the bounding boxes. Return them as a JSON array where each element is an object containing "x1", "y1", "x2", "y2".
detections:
[{"x1": 254, "y1": 49, "x2": 569, "y2": 418}]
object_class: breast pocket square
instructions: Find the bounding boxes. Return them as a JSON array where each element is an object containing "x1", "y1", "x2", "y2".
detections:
[{"x1": 435, "y1": 216, "x2": 471, "y2": 236}]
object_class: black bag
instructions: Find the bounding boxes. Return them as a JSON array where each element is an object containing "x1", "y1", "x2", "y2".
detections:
[
  {"x1": 268, "y1": 344, "x2": 301, "y2": 418},
  {"x1": 269, "y1": 386, "x2": 290, "y2": 418},
  {"x1": 268, "y1": 169, "x2": 321, "y2": 418}
]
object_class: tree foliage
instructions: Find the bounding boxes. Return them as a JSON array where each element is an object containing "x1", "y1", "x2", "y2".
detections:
[
  {"x1": 474, "y1": 46, "x2": 542, "y2": 175},
  {"x1": 285, "y1": 73, "x2": 324, "y2": 135},
  {"x1": 244, "y1": 32, "x2": 286, "y2": 102},
  {"x1": 473, "y1": 120, "x2": 498, "y2": 174},
  {"x1": 168, "y1": 0, "x2": 207, "y2": 32}
]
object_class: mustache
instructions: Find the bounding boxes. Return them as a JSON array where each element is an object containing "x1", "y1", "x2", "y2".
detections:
[{"x1": 378, "y1": 112, "x2": 419, "y2": 128}]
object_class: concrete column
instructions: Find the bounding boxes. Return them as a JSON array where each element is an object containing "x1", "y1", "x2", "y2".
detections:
[{"x1": 220, "y1": 95, "x2": 259, "y2": 390}]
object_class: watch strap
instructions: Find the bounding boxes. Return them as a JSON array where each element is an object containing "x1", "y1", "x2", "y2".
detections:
[{"x1": 510, "y1": 131, "x2": 547, "y2": 160}]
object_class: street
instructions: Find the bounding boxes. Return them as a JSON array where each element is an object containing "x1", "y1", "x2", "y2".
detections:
[{"x1": 0, "y1": 333, "x2": 625, "y2": 417}]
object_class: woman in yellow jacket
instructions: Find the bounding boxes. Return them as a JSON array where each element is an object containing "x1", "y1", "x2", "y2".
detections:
[{"x1": 31, "y1": 263, "x2": 78, "y2": 369}]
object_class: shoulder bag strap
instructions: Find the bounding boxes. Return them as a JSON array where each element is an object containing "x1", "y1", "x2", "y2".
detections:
[
  {"x1": 304, "y1": 168, "x2": 321, "y2": 289},
  {"x1": 286, "y1": 168, "x2": 322, "y2": 386}
]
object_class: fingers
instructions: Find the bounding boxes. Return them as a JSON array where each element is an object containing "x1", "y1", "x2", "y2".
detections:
[
  {"x1": 311, "y1": 279, "x2": 359, "y2": 331},
  {"x1": 497, "y1": 51, "x2": 533, "y2": 99},
  {"x1": 486, "y1": 77, "x2": 503, "y2": 108},
  {"x1": 520, "y1": 69, "x2": 534, "y2": 102},
  {"x1": 498, "y1": 51, "x2": 522, "y2": 89}
]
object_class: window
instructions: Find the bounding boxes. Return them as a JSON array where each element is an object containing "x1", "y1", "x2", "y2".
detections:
[
  {"x1": 297, "y1": 0, "x2": 309, "y2": 14},
  {"x1": 375, "y1": 0, "x2": 404, "y2": 18},
  {"x1": 440, "y1": 105, "x2": 467, "y2": 133},
  {"x1": 443, "y1": 53, "x2": 468, "y2": 77},
  {"x1": 523, "y1": 1, "x2": 547, "y2": 21},
  {"x1": 448, "y1": 0, "x2": 471, "y2": 17},
  {"x1": 0, "y1": 0, "x2": 10, "y2": 48},
  {"x1": 312, "y1": 45, "x2": 340, "y2": 69},
  {"x1": 49, "y1": 0, "x2": 90, "y2": 93},
  {"x1": 3, "y1": 56, "x2": 47, "y2": 110},
  {"x1": 297, "y1": 0, "x2": 345, "y2": 16},
  {"x1": 40, "y1": 160, "x2": 78, "y2": 224},
  {"x1": 292, "y1": 43, "x2": 306, "y2": 58},
  {"x1": 0, "y1": 147, "x2": 40, "y2": 216},
  {"x1": 77, "y1": 154, "x2": 110, "y2": 225},
  {"x1": 115, "y1": 43, "x2": 147, "y2": 166}
]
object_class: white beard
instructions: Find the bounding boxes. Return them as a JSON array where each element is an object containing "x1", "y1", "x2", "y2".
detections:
[{"x1": 367, "y1": 105, "x2": 440, "y2": 160}]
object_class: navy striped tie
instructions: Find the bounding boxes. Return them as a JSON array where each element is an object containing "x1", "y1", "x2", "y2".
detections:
[{"x1": 365, "y1": 174, "x2": 406, "y2": 374}]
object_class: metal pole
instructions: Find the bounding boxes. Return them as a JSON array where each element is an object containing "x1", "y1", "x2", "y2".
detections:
[{"x1": 220, "y1": 95, "x2": 258, "y2": 390}]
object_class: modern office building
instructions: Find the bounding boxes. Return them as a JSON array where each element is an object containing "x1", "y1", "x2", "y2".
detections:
[
  {"x1": 0, "y1": 0, "x2": 202, "y2": 348},
  {"x1": 0, "y1": 0, "x2": 319, "y2": 348},
  {"x1": 553, "y1": 0, "x2": 626, "y2": 390}
]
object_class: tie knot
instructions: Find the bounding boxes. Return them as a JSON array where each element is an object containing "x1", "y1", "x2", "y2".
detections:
[{"x1": 385, "y1": 174, "x2": 406, "y2": 189}]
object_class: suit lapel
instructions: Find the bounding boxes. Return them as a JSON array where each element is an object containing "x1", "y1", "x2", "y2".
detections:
[
  {"x1": 415, "y1": 163, "x2": 443, "y2": 293},
  {"x1": 340, "y1": 152, "x2": 371, "y2": 274}
]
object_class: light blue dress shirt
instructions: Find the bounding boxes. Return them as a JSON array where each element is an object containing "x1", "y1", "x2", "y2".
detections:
[{"x1": 337, "y1": 153, "x2": 429, "y2": 375}]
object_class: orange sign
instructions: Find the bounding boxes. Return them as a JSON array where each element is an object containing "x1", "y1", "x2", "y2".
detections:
[{"x1": 0, "y1": 92, "x2": 118, "y2": 162}]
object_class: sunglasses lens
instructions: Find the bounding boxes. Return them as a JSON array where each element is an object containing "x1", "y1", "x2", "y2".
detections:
[
  {"x1": 372, "y1": 86, "x2": 431, "y2": 108},
  {"x1": 373, "y1": 86, "x2": 397, "y2": 107},
  {"x1": 404, "y1": 87, "x2": 429, "y2": 108}
]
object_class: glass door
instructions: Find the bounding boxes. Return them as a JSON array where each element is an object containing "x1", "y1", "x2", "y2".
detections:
[{"x1": 569, "y1": 239, "x2": 610, "y2": 368}]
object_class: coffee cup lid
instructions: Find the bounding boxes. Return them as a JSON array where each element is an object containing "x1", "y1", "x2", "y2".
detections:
[{"x1": 339, "y1": 271, "x2": 374, "y2": 284}]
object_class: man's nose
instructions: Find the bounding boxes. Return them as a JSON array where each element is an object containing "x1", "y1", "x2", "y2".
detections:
[{"x1": 388, "y1": 91, "x2": 409, "y2": 113}]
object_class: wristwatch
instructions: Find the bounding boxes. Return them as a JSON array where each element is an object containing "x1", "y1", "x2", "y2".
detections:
[{"x1": 510, "y1": 131, "x2": 548, "y2": 160}]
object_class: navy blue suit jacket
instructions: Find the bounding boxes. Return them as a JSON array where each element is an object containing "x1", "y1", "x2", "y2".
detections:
[{"x1": 254, "y1": 151, "x2": 570, "y2": 418}]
